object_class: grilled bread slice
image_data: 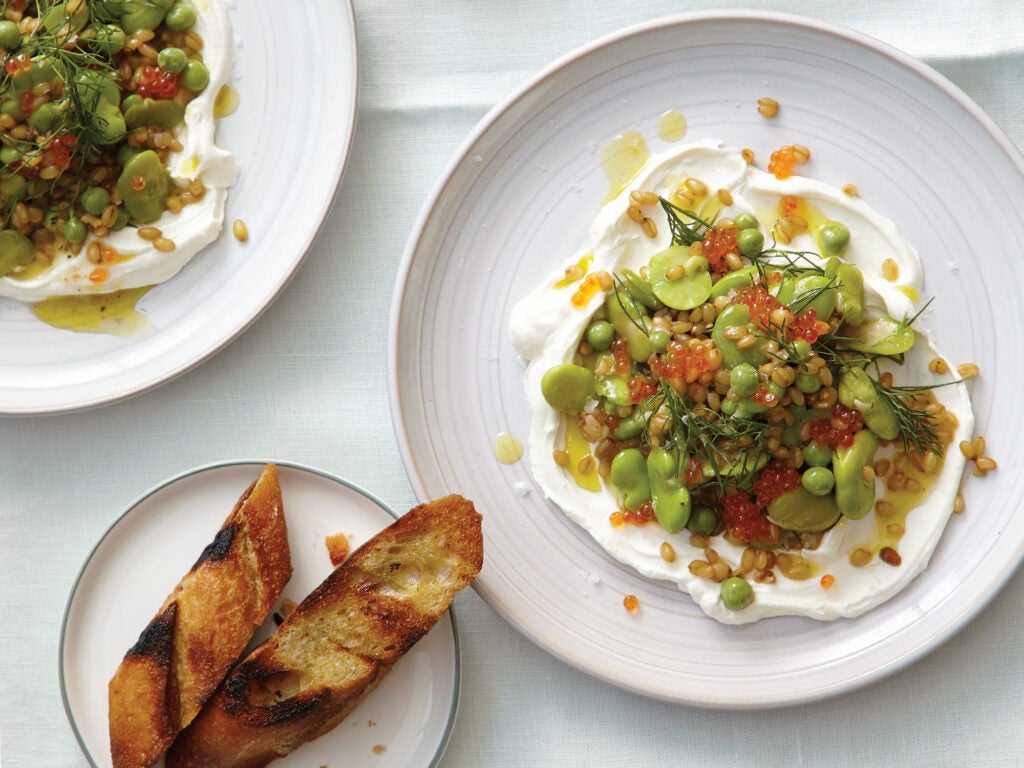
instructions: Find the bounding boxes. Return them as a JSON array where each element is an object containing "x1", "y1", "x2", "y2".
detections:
[
  {"x1": 109, "y1": 463, "x2": 292, "y2": 768},
  {"x1": 166, "y1": 494, "x2": 484, "y2": 768}
]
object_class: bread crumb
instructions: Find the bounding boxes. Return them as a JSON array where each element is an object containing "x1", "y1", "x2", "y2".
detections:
[
  {"x1": 325, "y1": 532, "x2": 351, "y2": 566},
  {"x1": 372, "y1": 745, "x2": 387, "y2": 755},
  {"x1": 272, "y1": 597, "x2": 298, "y2": 626}
]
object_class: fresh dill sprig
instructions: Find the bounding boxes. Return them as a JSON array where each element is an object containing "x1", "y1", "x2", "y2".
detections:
[
  {"x1": 611, "y1": 275, "x2": 649, "y2": 336},
  {"x1": 658, "y1": 197, "x2": 714, "y2": 246},
  {"x1": 869, "y1": 379, "x2": 946, "y2": 456},
  {"x1": 645, "y1": 382, "x2": 770, "y2": 491}
]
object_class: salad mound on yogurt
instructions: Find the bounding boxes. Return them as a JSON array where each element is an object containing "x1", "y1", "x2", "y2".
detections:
[
  {"x1": 510, "y1": 141, "x2": 976, "y2": 624},
  {"x1": 0, "y1": 0, "x2": 236, "y2": 303}
]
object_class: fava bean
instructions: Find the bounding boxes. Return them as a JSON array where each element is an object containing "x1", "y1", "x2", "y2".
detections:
[
  {"x1": 838, "y1": 367, "x2": 899, "y2": 440},
  {"x1": 649, "y1": 245, "x2": 712, "y2": 310},
  {"x1": 767, "y1": 486, "x2": 840, "y2": 531},
  {"x1": 0, "y1": 230, "x2": 34, "y2": 276},
  {"x1": 647, "y1": 448, "x2": 691, "y2": 533},
  {"x1": 610, "y1": 448, "x2": 651, "y2": 511},
  {"x1": 540, "y1": 363, "x2": 596, "y2": 415},
  {"x1": 833, "y1": 430, "x2": 879, "y2": 519}
]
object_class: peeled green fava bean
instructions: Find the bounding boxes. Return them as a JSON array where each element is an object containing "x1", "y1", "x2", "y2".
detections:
[
  {"x1": 818, "y1": 222, "x2": 850, "y2": 257},
  {"x1": 124, "y1": 97, "x2": 186, "y2": 129},
  {"x1": 720, "y1": 577, "x2": 754, "y2": 610},
  {"x1": 843, "y1": 316, "x2": 915, "y2": 356},
  {"x1": 117, "y1": 149, "x2": 171, "y2": 224},
  {"x1": 833, "y1": 430, "x2": 879, "y2": 519},
  {"x1": 709, "y1": 265, "x2": 758, "y2": 299},
  {"x1": 712, "y1": 303, "x2": 770, "y2": 369},
  {"x1": 802, "y1": 440, "x2": 833, "y2": 467},
  {"x1": 790, "y1": 274, "x2": 837, "y2": 319},
  {"x1": 647, "y1": 448, "x2": 691, "y2": 534},
  {"x1": 595, "y1": 373, "x2": 631, "y2": 407},
  {"x1": 0, "y1": 230, "x2": 35, "y2": 276},
  {"x1": 94, "y1": 98, "x2": 127, "y2": 144},
  {"x1": 121, "y1": 0, "x2": 173, "y2": 34},
  {"x1": 612, "y1": 411, "x2": 645, "y2": 440},
  {"x1": 540, "y1": 363, "x2": 596, "y2": 415},
  {"x1": 835, "y1": 263, "x2": 865, "y2": 325},
  {"x1": 838, "y1": 367, "x2": 900, "y2": 440},
  {"x1": 649, "y1": 245, "x2": 712, "y2": 310},
  {"x1": 767, "y1": 487, "x2": 841, "y2": 532},
  {"x1": 28, "y1": 102, "x2": 63, "y2": 133},
  {"x1": 610, "y1": 449, "x2": 651, "y2": 511},
  {"x1": 604, "y1": 292, "x2": 651, "y2": 362},
  {"x1": 42, "y1": 2, "x2": 90, "y2": 33},
  {"x1": 618, "y1": 269, "x2": 662, "y2": 310}
]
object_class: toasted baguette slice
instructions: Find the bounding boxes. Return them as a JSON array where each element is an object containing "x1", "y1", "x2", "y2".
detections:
[
  {"x1": 166, "y1": 494, "x2": 484, "y2": 768},
  {"x1": 109, "y1": 463, "x2": 292, "y2": 768}
]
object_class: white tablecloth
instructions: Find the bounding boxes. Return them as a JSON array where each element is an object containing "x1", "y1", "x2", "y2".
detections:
[{"x1": 3, "y1": 0, "x2": 1024, "y2": 765}]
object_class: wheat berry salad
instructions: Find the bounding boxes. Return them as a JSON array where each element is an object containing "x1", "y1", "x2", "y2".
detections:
[
  {"x1": 0, "y1": 0, "x2": 237, "y2": 304},
  {"x1": 510, "y1": 138, "x2": 988, "y2": 624}
]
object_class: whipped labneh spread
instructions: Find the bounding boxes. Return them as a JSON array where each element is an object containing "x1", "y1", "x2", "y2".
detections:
[
  {"x1": 0, "y1": 0, "x2": 238, "y2": 303},
  {"x1": 510, "y1": 141, "x2": 974, "y2": 624}
]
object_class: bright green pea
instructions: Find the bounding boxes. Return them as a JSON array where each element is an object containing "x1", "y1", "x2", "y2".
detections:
[
  {"x1": 540, "y1": 363, "x2": 596, "y2": 415},
  {"x1": 648, "y1": 330, "x2": 670, "y2": 353},
  {"x1": 818, "y1": 222, "x2": 850, "y2": 256},
  {"x1": 736, "y1": 228, "x2": 764, "y2": 258},
  {"x1": 729, "y1": 363, "x2": 759, "y2": 397},
  {"x1": 0, "y1": 19, "x2": 20, "y2": 49},
  {"x1": 181, "y1": 59, "x2": 210, "y2": 92},
  {"x1": 795, "y1": 373, "x2": 822, "y2": 394},
  {"x1": 64, "y1": 217, "x2": 87, "y2": 243},
  {"x1": 802, "y1": 441, "x2": 832, "y2": 467},
  {"x1": 0, "y1": 145, "x2": 22, "y2": 164},
  {"x1": 81, "y1": 187, "x2": 111, "y2": 216},
  {"x1": 733, "y1": 212, "x2": 759, "y2": 231},
  {"x1": 88, "y1": 23, "x2": 127, "y2": 56},
  {"x1": 802, "y1": 466, "x2": 835, "y2": 496},
  {"x1": 585, "y1": 320, "x2": 614, "y2": 350},
  {"x1": 720, "y1": 397, "x2": 738, "y2": 416},
  {"x1": 720, "y1": 577, "x2": 754, "y2": 611},
  {"x1": 791, "y1": 339, "x2": 813, "y2": 363},
  {"x1": 157, "y1": 46, "x2": 188, "y2": 74},
  {"x1": 164, "y1": 1, "x2": 197, "y2": 31},
  {"x1": 686, "y1": 504, "x2": 718, "y2": 535}
]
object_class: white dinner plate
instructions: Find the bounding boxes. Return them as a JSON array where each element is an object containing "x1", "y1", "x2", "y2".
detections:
[
  {"x1": 0, "y1": 0, "x2": 358, "y2": 414},
  {"x1": 60, "y1": 461, "x2": 461, "y2": 767},
  {"x1": 389, "y1": 11, "x2": 1024, "y2": 707}
]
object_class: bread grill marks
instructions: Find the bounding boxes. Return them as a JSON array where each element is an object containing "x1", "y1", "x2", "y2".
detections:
[
  {"x1": 166, "y1": 494, "x2": 484, "y2": 768},
  {"x1": 108, "y1": 464, "x2": 292, "y2": 768}
]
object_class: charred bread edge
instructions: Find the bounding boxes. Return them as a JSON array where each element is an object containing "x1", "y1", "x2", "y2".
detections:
[{"x1": 59, "y1": 462, "x2": 467, "y2": 766}]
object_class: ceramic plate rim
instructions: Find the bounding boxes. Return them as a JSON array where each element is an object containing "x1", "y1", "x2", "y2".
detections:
[
  {"x1": 58, "y1": 458, "x2": 462, "y2": 767},
  {"x1": 388, "y1": 9, "x2": 1024, "y2": 707},
  {"x1": 0, "y1": 0, "x2": 359, "y2": 416}
]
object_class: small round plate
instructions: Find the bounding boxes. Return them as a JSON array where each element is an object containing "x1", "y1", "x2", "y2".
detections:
[
  {"x1": 0, "y1": 0, "x2": 358, "y2": 414},
  {"x1": 389, "y1": 11, "x2": 1024, "y2": 707},
  {"x1": 60, "y1": 461, "x2": 460, "y2": 768}
]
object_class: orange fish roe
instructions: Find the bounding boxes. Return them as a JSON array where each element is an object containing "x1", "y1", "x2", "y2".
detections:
[
  {"x1": 88, "y1": 268, "x2": 108, "y2": 284},
  {"x1": 610, "y1": 501, "x2": 657, "y2": 528},
  {"x1": 571, "y1": 273, "x2": 604, "y2": 308},
  {"x1": 610, "y1": 336, "x2": 632, "y2": 375},
  {"x1": 820, "y1": 574, "x2": 836, "y2": 589},
  {"x1": 752, "y1": 461, "x2": 801, "y2": 508},
  {"x1": 767, "y1": 145, "x2": 809, "y2": 180},
  {"x1": 778, "y1": 194, "x2": 801, "y2": 216},
  {"x1": 649, "y1": 338, "x2": 718, "y2": 383},
  {"x1": 701, "y1": 225, "x2": 738, "y2": 273},
  {"x1": 809, "y1": 403, "x2": 863, "y2": 449},
  {"x1": 721, "y1": 491, "x2": 779, "y2": 545},
  {"x1": 623, "y1": 594, "x2": 640, "y2": 612}
]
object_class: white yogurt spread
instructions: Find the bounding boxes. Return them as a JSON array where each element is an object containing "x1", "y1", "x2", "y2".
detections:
[
  {"x1": 510, "y1": 141, "x2": 974, "y2": 623},
  {"x1": 0, "y1": 0, "x2": 238, "y2": 302}
]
